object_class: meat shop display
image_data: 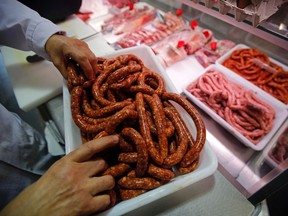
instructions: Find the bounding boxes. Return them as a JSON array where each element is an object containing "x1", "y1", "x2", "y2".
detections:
[
  {"x1": 216, "y1": 44, "x2": 288, "y2": 105},
  {"x1": 152, "y1": 27, "x2": 220, "y2": 68},
  {"x1": 63, "y1": 46, "x2": 217, "y2": 215},
  {"x1": 87, "y1": 2, "x2": 236, "y2": 69},
  {"x1": 183, "y1": 64, "x2": 288, "y2": 151},
  {"x1": 194, "y1": 39, "x2": 236, "y2": 68},
  {"x1": 115, "y1": 11, "x2": 187, "y2": 48},
  {"x1": 107, "y1": 0, "x2": 139, "y2": 9},
  {"x1": 100, "y1": 4, "x2": 156, "y2": 35},
  {"x1": 87, "y1": 2, "x2": 157, "y2": 44}
]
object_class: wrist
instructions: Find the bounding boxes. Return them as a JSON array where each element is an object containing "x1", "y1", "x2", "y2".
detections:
[{"x1": 45, "y1": 31, "x2": 67, "y2": 57}]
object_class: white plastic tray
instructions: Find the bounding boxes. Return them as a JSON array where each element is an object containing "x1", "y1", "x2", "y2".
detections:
[
  {"x1": 182, "y1": 64, "x2": 288, "y2": 151},
  {"x1": 63, "y1": 45, "x2": 218, "y2": 215},
  {"x1": 216, "y1": 43, "x2": 288, "y2": 108},
  {"x1": 263, "y1": 119, "x2": 288, "y2": 168}
]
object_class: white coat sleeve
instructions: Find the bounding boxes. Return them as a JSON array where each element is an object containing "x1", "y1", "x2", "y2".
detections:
[{"x1": 0, "y1": 0, "x2": 63, "y2": 59}]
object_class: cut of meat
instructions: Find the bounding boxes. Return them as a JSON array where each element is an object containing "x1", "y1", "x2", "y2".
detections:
[
  {"x1": 116, "y1": 12, "x2": 187, "y2": 48},
  {"x1": 101, "y1": 5, "x2": 156, "y2": 35}
]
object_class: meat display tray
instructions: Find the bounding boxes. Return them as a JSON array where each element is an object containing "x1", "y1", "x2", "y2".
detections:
[
  {"x1": 63, "y1": 45, "x2": 218, "y2": 215},
  {"x1": 182, "y1": 64, "x2": 288, "y2": 151},
  {"x1": 216, "y1": 44, "x2": 288, "y2": 109}
]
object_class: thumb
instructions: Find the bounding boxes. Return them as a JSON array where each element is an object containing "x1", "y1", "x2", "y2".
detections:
[{"x1": 66, "y1": 135, "x2": 119, "y2": 162}]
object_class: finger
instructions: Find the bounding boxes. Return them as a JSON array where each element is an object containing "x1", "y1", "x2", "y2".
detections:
[
  {"x1": 67, "y1": 47, "x2": 96, "y2": 80},
  {"x1": 57, "y1": 60, "x2": 68, "y2": 79},
  {"x1": 52, "y1": 58, "x2": 68, "y2": 79},
  {"x1": 73, "y1": 56, "x2": 94, "y2": 80},
  {"x1": 67, "y1": 135, "x2": 119, "y2": 162},
  {"x1": 88, "y1": 175, "x2": 115, "y2": 196},
  {"x1": 91, "y1": 58, "x2": 99, "y2": 76},
  {"x1": 80, "y1": 158, "x2": 108, "y2": 177},
  {"x1": 87, "y1": 194, "x2": 111, "y2": 214}
]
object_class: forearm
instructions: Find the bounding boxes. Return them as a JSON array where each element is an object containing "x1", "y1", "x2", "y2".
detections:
[{"x1": 0, "y1": 0, "x2": 61, "y2": 59}]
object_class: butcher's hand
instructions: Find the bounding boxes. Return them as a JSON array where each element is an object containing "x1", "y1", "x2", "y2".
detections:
[
  {"x1": 45, "y1": 34, "x2": 98, "y2": 80},
  {"x1": 0, "y1": 135, "x2": 119, "y2": 216}
]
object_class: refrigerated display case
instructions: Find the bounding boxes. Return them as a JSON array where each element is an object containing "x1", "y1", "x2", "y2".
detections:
[
  {"x1": 73, "y1": 0, "x2": 288, "y2": 213},
  {"x1": 22, "y1": 0, "x2": 286, "y2": 214},
  {"x1": 141, "y1": 0, "x2": 288, "y2": 209}
]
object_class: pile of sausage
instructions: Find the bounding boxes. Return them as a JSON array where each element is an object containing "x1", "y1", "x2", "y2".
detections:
[
  {"x1": 222, "y1": 48, "x2": 288, "y2": 104},
  {"x1": 67, "y1": 54, "x2": 206, "y2": 204},
  {"x1": 186, "y1": 69, "x2": 275, "y2": 144}
]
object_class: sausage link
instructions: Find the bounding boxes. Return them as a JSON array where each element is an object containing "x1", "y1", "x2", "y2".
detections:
[
  {"x1": 92, "y1": 59, "x2": 122, "y2": 106},
  {"x1": 118, "y1": 152, "x2": 138, "y2": 163},
  {"x1": 83, "y1": 96, "x2": 132, "y2": 118},
  {"x1": 135, "y1": 92, "x2": 163, "y2": 165},
  {"x1": 178, "y1": 157, "x2": 200, "y2": 174},
  {"x1": 162, "y1": 92, "x2": 206, "y2": 168},
  {"x1": 119, "y1": 135, "x2": 135, "y2": 152},
  {"x1": 110, "y1": 72, "x2": 140, "y2": 90},
  {"x1": 137, "y1": 70, "x2": 165, "y2": 95},
  {"x1": 117, "y1": 54, "x2": 145, "y2": 68},
  {"x1": 121, "y1": 127, "x2": 148, "y2": 177},
  {"x1": 163, "y1": 107, "x2": 189, "y2": 167},
  {"x1": 107, "y1": 64, "x2": 142, "y2": 84},
  {"x1": 144, "y1": 94, "x2": 168, "y2": 159},
  {"x1": 147, "y1": 164, "x2": 175, "y2": 181},
  {"x1": 93, "y1": 131, "x2": 109, "y2": 139},
  {"x1": 164, "y1": 101, "x2": 197, "y2": 165},
  {"x1": 127, "y1": 170, "x2": 137, "y2": 178},
  {"x1": 119, "y1": 189, "x2": 147, "y2": 200},
  {"x1": 105, "y1": 108, "x2": 138, "y2": 134},
  {"x1": 72, "y1": 89, "x2": 137, "y2": 134},
  {"x1": 118, "y1": 176, "x2": 161, "y2": 190},
  {"x1": 102, "y1": 163, "x2": 131, "y2": 178}
]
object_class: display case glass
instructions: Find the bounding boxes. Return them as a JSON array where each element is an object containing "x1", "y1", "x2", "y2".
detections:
[{"x1": 143, "y1": 0, "x2": 288, "y2": 205}]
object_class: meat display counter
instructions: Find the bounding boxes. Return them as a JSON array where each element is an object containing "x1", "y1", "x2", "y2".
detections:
[{"x1": 142, "y1": 0, "x2": 288, "y2": 209}]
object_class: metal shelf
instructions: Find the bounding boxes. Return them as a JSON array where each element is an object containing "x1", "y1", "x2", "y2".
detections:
[{"x1": 178, "y1": 0, "x2": 288, "y2": 51}]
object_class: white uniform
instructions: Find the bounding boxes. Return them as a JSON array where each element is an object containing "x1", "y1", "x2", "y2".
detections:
[{"x1": 0, "y1": 0, "x2": 64, "y2": 208}]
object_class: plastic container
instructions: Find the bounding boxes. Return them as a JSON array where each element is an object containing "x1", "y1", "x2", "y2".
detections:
[
  {"x1": 216, "y1": 43, "x2": 288, "y2": 108},
  {"x1": 63, "y1": 45, "x2": 218, "y2": 215},
  {"x1": 182, "y1": 64, "x2": 288, "y2": 151},
  {"x1": 263, "y1": 119, "x2": 288, "y2": 168}
]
